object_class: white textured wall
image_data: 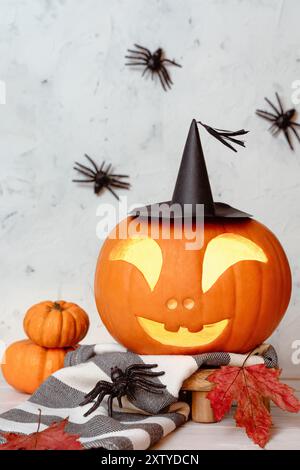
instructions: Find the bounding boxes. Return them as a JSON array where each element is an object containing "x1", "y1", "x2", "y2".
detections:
[{"x1": 0, "y1": 0, "x2": 299, "y2": 377}]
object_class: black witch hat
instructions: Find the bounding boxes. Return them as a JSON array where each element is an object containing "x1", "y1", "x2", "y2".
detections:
[{"x1": 131, "y1": 119, "x2": 250, "y2": 219}]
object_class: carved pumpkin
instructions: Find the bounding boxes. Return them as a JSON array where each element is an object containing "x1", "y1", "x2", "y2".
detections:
[
  {"x1": 95, "y1": 217, "x2": 291, "y2": 355},
  {"x1": 1, "y1": 340, "x2": 73, "y2": 394},
  {"x1": 23, "y1": 301, "x2": 89, "y2": 348}
]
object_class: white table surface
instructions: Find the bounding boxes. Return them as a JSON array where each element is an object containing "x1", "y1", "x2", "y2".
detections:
[{"x1": 0, "y1": 374, "x2": 299, "y2": 450}]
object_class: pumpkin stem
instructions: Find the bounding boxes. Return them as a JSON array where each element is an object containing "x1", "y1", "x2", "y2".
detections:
[{"x1": 53, "y1": 302, "x2": 63, "y2": 312}]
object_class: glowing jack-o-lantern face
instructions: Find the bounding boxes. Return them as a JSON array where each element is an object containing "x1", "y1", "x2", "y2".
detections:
[{"x1": 95, "y1": 217, "x2": 291, "y2": 354}]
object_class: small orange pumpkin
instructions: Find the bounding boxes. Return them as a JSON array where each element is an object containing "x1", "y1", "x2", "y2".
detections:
[
  {"x1": 1, "y1": 340, "x2": 73, "y2": 394},
  {"x1": 23, "y1": 300, "x2": 89, "y2": 348}
]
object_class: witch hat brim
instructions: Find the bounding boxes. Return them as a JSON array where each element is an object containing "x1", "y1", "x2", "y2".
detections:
[
  {"x1": 130, "y1": 119, "x2": 251, "y2": 220},
  {"x1": 131, "y1": 201, "x2": 251, "y2": 219}
]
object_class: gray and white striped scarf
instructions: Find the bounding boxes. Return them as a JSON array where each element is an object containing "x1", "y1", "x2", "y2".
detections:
[{"x1": 0, "y1": 343, "x2": 277, "y2": 450}]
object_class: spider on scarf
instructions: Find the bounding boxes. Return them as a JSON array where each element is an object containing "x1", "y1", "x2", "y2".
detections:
[{"x1": 80, "y1": 363, "x2": 166, "y2": 417}]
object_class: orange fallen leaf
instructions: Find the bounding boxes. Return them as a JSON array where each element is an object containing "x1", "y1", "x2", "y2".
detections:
[
  {"x1": 207, "y1": 364, "x2": 300, "y2": 448},
  {"x1": 0, "y1": 411, "x2": 83, "y2": 450}
]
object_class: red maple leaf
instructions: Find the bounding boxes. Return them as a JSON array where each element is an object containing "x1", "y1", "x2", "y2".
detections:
[
  {"x1": 0, "y1": 411, "x2": 83, "y2": 450},
  {"x1": 207, "y1": 364, "x2": 300, "y2": 448}
]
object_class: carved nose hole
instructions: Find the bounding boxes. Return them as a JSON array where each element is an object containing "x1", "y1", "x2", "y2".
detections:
[
  {"x1": 183, "y1": 298, "x2": 195, "y2": 310},
  {"x1": 166, "y1": 298, "x2": 178, "y2": 310}
]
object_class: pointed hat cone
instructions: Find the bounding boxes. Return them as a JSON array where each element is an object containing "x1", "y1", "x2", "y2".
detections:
[
  {"x1": 171, "y1": 119, "x2": 215, "y2": 216},
  {"x1": 130, "y1": 120, "x2": 251, "y2": 219}
]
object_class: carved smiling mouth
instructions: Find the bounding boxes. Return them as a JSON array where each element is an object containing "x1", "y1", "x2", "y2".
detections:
[{"x1": 136, "y1": 317, "x2": 229, "y2": 347}]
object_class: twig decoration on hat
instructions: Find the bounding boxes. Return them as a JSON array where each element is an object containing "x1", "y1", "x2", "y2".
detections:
[
  {"x1": 197, "y1": 121, "x2": 249, "y2": 152},
  {"x1": 256, "y1": 92, "x2": 300, "y2": 151},
  {"x1": 72, "y1": 154, "x2": 130, "y2": 200},
  {"x1": 125, "y1": 44, "x2": 182, "y2": 91}
]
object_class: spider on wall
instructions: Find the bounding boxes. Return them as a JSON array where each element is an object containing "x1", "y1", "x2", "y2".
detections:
[
  {"x1": 125, "y1": 44, "x2": 182, "y2": 91},
  {"x1": 256, "y1": 93, "x2": 300, "y2": 150},
  {"x1": 72, "y1": 154, "x2": 130, "y2": 200}
]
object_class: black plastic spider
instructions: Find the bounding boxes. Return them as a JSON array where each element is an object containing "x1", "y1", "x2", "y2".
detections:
[
  {"x1": 80, "y1": 364, "x2": 166, "y2": 417},
  {"x1": 256, "y1": 93, "x2": 300, "y2": 150},
  {"x1": 125, "y1": 44, "x2": 182, "y2": 91},
  {"x1": 72, "y1": 154, "x2": 130, "y2": 200}
]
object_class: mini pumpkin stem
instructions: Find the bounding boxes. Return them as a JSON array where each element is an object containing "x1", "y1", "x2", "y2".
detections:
[{"x1": 53, "y1": 302, "x2": 63, "y2": 312}]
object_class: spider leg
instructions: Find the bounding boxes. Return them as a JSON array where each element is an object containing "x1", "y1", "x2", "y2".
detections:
[
  {"x1": 162, "y1": 58, "x2": 182, "y2": 68},
  {"x1": 110, "y1": 177, "x2": 130, "y2": 184},
  {"x1": 291, "y1": 121, "x2": 300, "y2": 127},
  {"x1": 105, "y1": 163, "x2": 112, "y2": 175},
  {"x1": 125, "y1": 62, "x2": 148, "y2": 67},
  {"x1": 125, "y1": 51, "x2": 148, "y2": 59},
  {"x1": 157, "y1": 69, "x2": 167, "y2": 91},
  {"x1": 134, "y1": 44, "x2": 151, "y2": 55},
  {"x1": 284, "y1": 128, "x2": 294, "y2": 150},
  {"x1": 271, "y1": 129, "x2": 281, "y2": 137},
  {"x1": 125, "y1": 56, "x2": 148, "y2": 63},
  {"x1": 126, "y1": 364, "x2": 159, "y2": 373},
  {"x1": 269, "y1": 123, "x2": 280, "y2": 135},
  {"x1": 127, "y1": 48, "x2": 150, "y2": 59},
  {"x1": 84, "y1": 154, "x2": 99, "y2": 173},
  {"x1": 106, "y1": 185, "x2": 120, "y2": 201},
  {"x1": 134, "y1": 381, "x2": 165, "y2": 394},
  {"x1": 256, "y1": 110, "x2": 277, "y2": 121},
  {"x1": 110, "y1": 181, "x2": 131, "y2": 189},
  {"x1": 275, "y1": 92, "x2": 284, "y2": 114},
  {"x1": 264, "y1": 97, "x2": 280, "y2": 116},
  {"x1": 73, "y1": 167, "x2": 96, "y2": 179},
  {"x1": 142, "y1": 66, "x2": 150, "y2": 77},
  {"x1": 72, "y1": 178, "x2": 95, "y2": 183},
  {"x1": 80, "y1": 381, "x2": 111, "y2": 405},
  {"x1": 129, "y1": 370, "x2": 165, "y2": 378},
  {"x1": 117, "y1": 395, "x2": 123, "y2": 408},
  {"x1": 100, "y1": 161, "x2": 105, "y2": 172},
  {"x1": 107, "y1": 395, "x2": 114, "y2": 417},
  {"x1": 132, "y1": 375, "x2": 166, "y2": 388},
  {"x1": 158, "y1": 68, "x2": 170, "y2": 89},
  {"x1": 291, "y1": 125, "x2": 300, "y2": 142},
  {"x1": 160, "y1": 65, "x2": 173, "y2": 89},
  {"x1": 161, "y1": 64, "x2": 173, "y2": 84},
  {"x1": 132, "y1": 377, "x2": 166, "y2": 389},
  {"x1": 110, "y1": 185, "x2": 130, "y2": 192},
  {"x1": 110, "y1": 174, "x2": 129, "y2": 178},
  {"x1": 83, "y1": 390, "x2": 109, "y2": 417},
  {"x1": 74, "y1": 162, "x2": 96, "y2": 176}
]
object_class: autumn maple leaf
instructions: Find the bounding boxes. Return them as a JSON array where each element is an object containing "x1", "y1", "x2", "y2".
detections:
[
  {"x1": 0, "y1": 413, "x2": 83, "y2": 450},
  {"x1": 207, "y1": 364, "x2": 300, "y2": 448}
]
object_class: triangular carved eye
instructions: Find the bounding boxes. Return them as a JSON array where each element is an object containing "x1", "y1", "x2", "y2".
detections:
[
  {"x1": 109, "y1": 237, "x2": 163, "y2": 291},
  {"x1": 202, "y1": 233, "x2": 268, "y2": 293}
]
